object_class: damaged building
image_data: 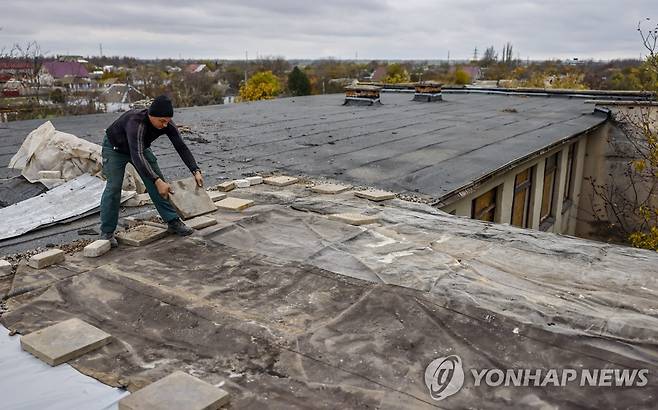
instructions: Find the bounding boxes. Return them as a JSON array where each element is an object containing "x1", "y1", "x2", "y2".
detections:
[{"x1": 0, "y1": 88, "x2": 657, "y2": 409}]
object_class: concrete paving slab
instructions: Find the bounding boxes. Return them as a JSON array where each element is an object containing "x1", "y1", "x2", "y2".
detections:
[
  {"x1": 215, "y1": 197, "x2": 254, "y2": 211},
  {"x1": 186, "y1": 216, "x2": 218, "y2": 230},
  {"x1": 20, "y1": 318, "x2": 112, "y2": 366},
  {"x1": 207, "y1": 191, "x2": 227, "y2": 202},
  {"x1": 264, "y1": 176, "x2": 299, "y2": 187},
  {"x1": 234, "y1": 179, "x2": 250, "y2": 188},
  {"x1": 214, "y1": 181, "x2": 235, "y2": 192},
  {"x1": 169, "y1": 177, "x2": 217, "y2": 219},
  {"x1": 354, "y1": 190, "x2": 396, "y2": 202},
  {"x1": 27, "y1": 249, "x2": 65, "y2": 269},
  {"x1": 118, "y1": 371, "x2": 229, "y2": 410},
  {"x1": 83, "y1": 240, "x2": 111, "y2": 258},
  {"x1": 0, "y1": 259, "x2": 11, "y2": 276},
  {"x1": 311, "y1": 183, "x2": 352, "y2": 194},
  {"x1": 116, "y1": 225, "x2": 168, "y2": 246},
  {"x1": 246, "y1": 176, "x2": 263, "y2": 185},
  {"x1": 328, "y1": 213, "x2": 379, "y2": 225}
]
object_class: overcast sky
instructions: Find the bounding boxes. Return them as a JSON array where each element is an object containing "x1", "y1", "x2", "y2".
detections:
[{"x1": 1, "y1": 0, "x2": 656, "y2": 61}]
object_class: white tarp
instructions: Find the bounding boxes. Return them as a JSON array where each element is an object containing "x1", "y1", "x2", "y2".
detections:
[
  {"x1": 0, "y1": 324, "x2": 128, "y2": 410},
  {"x1": 8, "y1": 121, "x2": 145, "y2": 193},
  {"x1": 0, "y1": 174, "x2": 133, "y2": 241}
]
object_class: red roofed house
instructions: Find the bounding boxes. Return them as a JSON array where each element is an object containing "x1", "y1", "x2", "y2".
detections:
[{"x1": 40, "y1": 61, "x2": 91, "y2": 89}]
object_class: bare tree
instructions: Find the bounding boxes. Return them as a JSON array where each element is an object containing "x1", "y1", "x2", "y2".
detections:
[{"x1": 587, "y1": 19, "x2": 658, "y2": 249}]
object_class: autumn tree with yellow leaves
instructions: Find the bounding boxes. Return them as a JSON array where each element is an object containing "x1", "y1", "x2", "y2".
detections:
[{"x1": 238, "y1": 71, "x2": 281, "y2": 101}]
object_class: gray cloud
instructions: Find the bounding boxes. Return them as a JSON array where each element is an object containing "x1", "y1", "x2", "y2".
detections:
[{"x1": 0, "y1": 0, "x2": 655, "y2": 60}]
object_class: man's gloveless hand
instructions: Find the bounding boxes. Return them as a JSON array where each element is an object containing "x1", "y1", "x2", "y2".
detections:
[{"x1": 155, "y1": 178, "x2": 173, "y2": 199}]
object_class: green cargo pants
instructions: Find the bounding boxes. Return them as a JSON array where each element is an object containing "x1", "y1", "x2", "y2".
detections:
[{"x1": 99, "y1": 136, "x2": 179, "y2": 234}]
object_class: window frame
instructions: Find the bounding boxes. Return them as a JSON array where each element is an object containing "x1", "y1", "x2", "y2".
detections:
[{"x1": 511, "y1": 167, "x2": 533, "y2": 228}]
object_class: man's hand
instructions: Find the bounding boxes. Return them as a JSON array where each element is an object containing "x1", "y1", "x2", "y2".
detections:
[
  {"x1": 155, "y1": 178, "x2": 173, "y2": 199},
  {"x1": 194, "y1": 170, "x2": 204, "y2": 187}
]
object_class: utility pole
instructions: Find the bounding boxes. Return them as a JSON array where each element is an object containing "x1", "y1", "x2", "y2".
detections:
[
  {"x1": 244, "y1": 50, "x2": 248, "y2": 83},
  {"x1": 99, "y1": 43, "x2": 103, "y2": 57}
]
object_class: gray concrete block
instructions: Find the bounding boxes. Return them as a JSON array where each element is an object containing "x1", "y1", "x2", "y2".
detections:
[
  {"x1": 83, "y1": 240, "x2": 111, "y2": 257},
  {"x1": 214, "y1": 181, "x2": 235, "y2": 192},
  {"x1": 215, "y1": 197, "x2": 254, "y2": 211},
  {"x1": 329, "y1": 213, "x2": 379, "y2": 226},
  {"x1": 186, "y1": 216, "x2": 218, "y2": 230},
  {"x1": 311, "y1": 183, "x2": 352, "y2": 194},
  {"x1": 0, "y1": 259, "x2": 12, "y2": 276},
  {"x1": 264, "y1": 176, "x2": 299, "y2": 187},
  {"x1": 233, "y1": 179, "x2": 250, "y2": 188},
  {"x1": 246, "y1": 176, "x2": 263, "y2": 185},
  {"x1": 207, "y1": 191, "x2": 227, "y2": 202},
  {"x1": 169, "y1": 177, "x2": 217, "y2": 219},
  {"x1": 116, "y1": 225, "x2": 168, "y2": 246},
  {"x1": 354, "y1": 189, "x2": 396, "y2": 202},
  {"x1": 38, "y1": 170, "x2": 62, "y2": 179},
  {"x1": 27, "y1": 249, "x2": 65, "y2": 269},
  {"x1": 20, "y1": 318, "x2": 112, "y2": 366},
  {"x1": 118, "y1": 371, "x2": 229, "y2": 410}
]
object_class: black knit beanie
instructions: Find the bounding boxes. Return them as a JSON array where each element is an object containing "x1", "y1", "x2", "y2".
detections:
[{"x1": 149, "y1": 95, "x2": 174, "y2": 117}]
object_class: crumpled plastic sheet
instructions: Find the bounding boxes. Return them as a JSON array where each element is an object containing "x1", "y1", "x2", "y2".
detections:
[{"x1": 8, "y1": 121, "x2": 144, "y2": 193}]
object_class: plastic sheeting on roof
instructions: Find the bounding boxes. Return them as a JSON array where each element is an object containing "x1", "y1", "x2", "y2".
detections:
[
  {"x1": 0, "y1": 174, "x2": 133, "y2": 241},
  {"x1": 0, "y1": 325, "x2": 127, "y2": 410}
]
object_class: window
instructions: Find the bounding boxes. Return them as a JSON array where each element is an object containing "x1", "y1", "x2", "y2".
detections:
[
  {"x1": 563, "y1": 144, "x2": 576, "y2": 205},
  {"x1": 511, "y1": 168, "x2": 532, "y2": 228},
  {"x1": 472, "y1": 187, "x2": 498, "y2": 222},
  {"x1": 540, "y1": 153, "x2": 559, "y2": 223}
]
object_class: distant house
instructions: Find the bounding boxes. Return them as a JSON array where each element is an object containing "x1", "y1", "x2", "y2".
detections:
[
  {"x1": 364, "y1": 66, "x2": 387, "y2": 82},
  {"x1": 97, "y1": 83, "x2": 146, "y2": 112},
  {"x1": 185, "y1": 64, "x2": 207, "y2": 74},
  {"x1": 40, "y1": 61, "x2": 90, "y2": 89}
]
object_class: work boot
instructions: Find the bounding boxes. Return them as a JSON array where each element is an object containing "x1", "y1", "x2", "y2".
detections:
[
  {"x1": 100, "y1": 232, "x2": 118, "y2": 248},
  {"x1": 167, "y1": 218, "x2": 194, "y2": 236}
]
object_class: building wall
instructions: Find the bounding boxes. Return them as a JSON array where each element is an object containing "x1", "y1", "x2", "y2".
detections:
[{"x1": 442, "y1": 130, "x2": 595, "y2": 236}]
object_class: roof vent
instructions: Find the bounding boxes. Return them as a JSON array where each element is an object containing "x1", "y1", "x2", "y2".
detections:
[
  {"x1": 343, "y1": 85, "x2": 382, "y2": 106},
  {"x1": 413, "y1": 81, "x2": 443, "y2": 102}
]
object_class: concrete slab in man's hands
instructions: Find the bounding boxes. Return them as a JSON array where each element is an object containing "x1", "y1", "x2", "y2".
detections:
[
  {"x1": 215, "y1": 197, "x2": 254, "y2": 211},
  {"x1": 354, "y1": 189, "x2": 396, "y2": 202},
  {"x1": 20, "y1": 318, "x2": 112, "y2": 366},
  {"x1": 169, "y1": 177, "x2": 217, "y2": 219},
  {"x1": 264, "y1": 176, "x2": 299, "y2": 187},
  {"x1": 118, "y1": 371, "x2": 230, "y2": 410},
  {"x1": 311, "y1": 183, "x2": 352, "y2": 194},
  {"x1": 116, "y1": 225, "x2": 168, "y2": 246},
  {"x1": 329, "y1": 213, "x2": 379, "y2": 226}
]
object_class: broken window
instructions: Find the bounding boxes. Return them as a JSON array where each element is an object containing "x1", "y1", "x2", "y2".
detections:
[
  {"x1": 540, "y1": 153, "x2": 559, "y2": 224},
  {"x1": 563, "y1": 144, "x2": 576, "y2": 205},
  {"x1": 511, "y1": 167, "x2": 532, "y2": 228},
  {"x1": 472, "y1": 187, "x2": 498, "y2": 222}
]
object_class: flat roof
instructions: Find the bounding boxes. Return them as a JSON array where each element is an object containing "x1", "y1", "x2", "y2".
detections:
[{"x1": 0, "y1": 92, "x2": 606, "y2": 201}]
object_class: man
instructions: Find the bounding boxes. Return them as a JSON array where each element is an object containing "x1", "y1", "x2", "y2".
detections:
[{"x1": 99, "y1": 95, "x2": 203, "y2": 247}]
